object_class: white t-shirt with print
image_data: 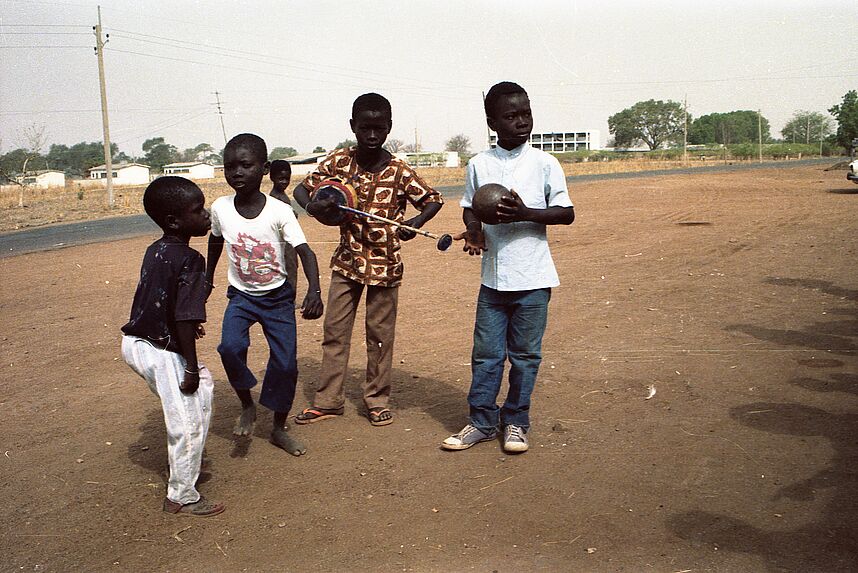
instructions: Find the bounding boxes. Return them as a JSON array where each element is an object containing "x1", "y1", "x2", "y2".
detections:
[
  {"x1": 461, "y1": 143, "x2": 573, "y2": 291},
  {"x1": 210, "y1": 194, "x2": 307, "y2": 295}
]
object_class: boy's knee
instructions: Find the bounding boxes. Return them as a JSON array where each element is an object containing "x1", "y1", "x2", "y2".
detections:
[{"x1": 217, "y1": 339, "x2": 248, "y2": 359}]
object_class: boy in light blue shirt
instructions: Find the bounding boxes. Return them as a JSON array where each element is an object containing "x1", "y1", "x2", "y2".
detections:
[{"x1": 443, "y1": 81, "x2": 575, "y2": 453}]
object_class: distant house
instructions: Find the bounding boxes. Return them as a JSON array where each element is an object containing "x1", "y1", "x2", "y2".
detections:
[
  {"x1": 163, "y1": 162, "x2": 215, "y2": 180},
  {"x1": 489, "y1": 129, "x2": 601, "y2": 152},
  {"x1": 394, "y1": 151, "x2": 459, "y2": 168},
  {"x1": 286, "y1": 152, "x2": 328, "y2": 176},
  {"x1": 16, "y1": 170, "x2": 65, "y2": 188},
  {"x1": 89, "y1": 162, "x2": 150, "y2": 186}
]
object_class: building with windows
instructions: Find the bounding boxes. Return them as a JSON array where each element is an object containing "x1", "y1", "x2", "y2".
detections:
[
  {"x1": 89, "y1": 163, "x2": 150, "y2": 186},
  {"x1": 163, "y1": 162, "x2": 215, "y2": 179},
  {"x1": 489, "y1": 130, "x2": 601, "y2": 152},
  {"x1": 16, "y1": 170, "x2": 65, "y2": 188}
]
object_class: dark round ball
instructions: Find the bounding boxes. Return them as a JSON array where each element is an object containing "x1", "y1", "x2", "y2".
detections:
[
  {"x1": 310, "y1": 185, "x2": 351, "y2": 226},
  {"x1": 471, "y1": 183, "x2": 511, "y2": 225}
]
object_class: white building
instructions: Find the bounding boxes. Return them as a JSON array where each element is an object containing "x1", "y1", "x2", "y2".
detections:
[
  {"x1": 286, "y1": 153, "x2": 328, "y2": 176},
  {"x1": 489, "y1": 130, "x2": 601, "y2": 152},
  {"x1": 89, "y1": 163, "x2": 150, "y2": 186},
  {"x1": 16, "y1": 170, "x2": 65, "y2": 188},
  {"x1": 163, "y1": 162, "x2": 215, "y2": 180},
  {"x1": 394, "y1": 151, "x2": 459, "y2": 167}
]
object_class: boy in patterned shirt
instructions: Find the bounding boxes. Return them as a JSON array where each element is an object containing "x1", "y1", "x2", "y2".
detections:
[{"x1": 293, "y1": 92, "x2": 444, "y2": 427}]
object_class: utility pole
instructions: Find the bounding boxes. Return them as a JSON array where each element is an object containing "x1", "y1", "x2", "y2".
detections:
[
  {"x1": 683, "y1": 94, "x2": 688, "y2": 165},
  {"x1": 213, "y1": 91, "x2": 227, "y2": 145},
  {"x1": 94, "y1": 6, "x2": 113, "y2": 206},
  {"x1": 757, "y1": 109, "x2": 763, "y2": 163}
]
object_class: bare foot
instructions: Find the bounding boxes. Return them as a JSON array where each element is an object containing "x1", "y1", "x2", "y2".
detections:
[
  {"x1": 233, "y1": 404, "x2": 257, "y2": 436},
  {"x1": 270, "y1": 427, "x2": 306, "y2": 456}
]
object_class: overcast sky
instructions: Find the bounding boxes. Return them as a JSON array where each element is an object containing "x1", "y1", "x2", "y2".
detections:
[{"x1": 1, "y1": 0, "x2": 855, "y2": 157}]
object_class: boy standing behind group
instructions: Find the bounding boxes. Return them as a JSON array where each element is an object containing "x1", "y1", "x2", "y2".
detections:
[
  {"x1": 442, "y1": 81, "x2": 575, "y2": 453},
  {"x1": 206, "y1": 134, "x2": 324, "y2": 455},
  {"x1": 293, "y1": 92, "x2": 444, "y2": 427},
  {"x1": 268, "y1": 159, "x2": 298, "y2": 289}
]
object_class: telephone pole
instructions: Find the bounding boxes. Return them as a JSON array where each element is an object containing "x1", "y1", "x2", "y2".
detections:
[
  {"x1": 683, "y1": 94, "x2": 688, "y2": 165},
  {"x1": 94, "y1": 6, "x2": 113, "y2": 206},
  {"x1": 757, "y1": 109, "x2": 763, "y2": 163},
  {"x1": 213, "y1": 91, "x2": 227, "y2": 145}
]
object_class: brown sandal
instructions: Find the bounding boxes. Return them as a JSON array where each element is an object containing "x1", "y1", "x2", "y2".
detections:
[
  {"x1": 163, "y1": 496, "x2": 225, "y2": 517},
  {"x1": 294, "y1": 406, "x2": 344, "y2": 424},
  {"x1": 368, "y1": 407, "x2": 394, "y2": 426}
]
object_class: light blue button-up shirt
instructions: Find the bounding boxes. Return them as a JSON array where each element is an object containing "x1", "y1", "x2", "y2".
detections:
[{"x1": 461, "y1": 143, "x2": 572, "y2": 291}]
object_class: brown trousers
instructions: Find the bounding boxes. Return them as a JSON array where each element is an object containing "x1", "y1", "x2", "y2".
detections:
[{"x1": 313, "y1": 272, "x2": 399, "y2": 411}]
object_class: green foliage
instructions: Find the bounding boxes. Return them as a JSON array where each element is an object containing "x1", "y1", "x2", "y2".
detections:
[
  {"x1": 781, "y1": 111, "x2": 834, "y2": 143},
  {"x1": 312, "y1": 146, "x2": 326, "y2": 153},
  {"x1": 0, "y1": 148, "x2": 36, "y2": 176},
  {"x1": 828, "y1": 90, "x2": 858, "y2": 150},
  {"x1": 335, "y1": 139, "x2": 356, "y2": 150},
  {"x1": 689, "y1": 111, "x2": 770, "y2": 145},
  {"x1": 608, "y1": 99, "x2": 687, "y2": 150},
  {"x1": 445, "y1": 134, "x2": 471, "y2": 154},
  {"x1": 142, "y1": 137, "x2": 178, "y2": 172},
  {"x1": 269, "y1": 146, "x2": 297, "y2": 160},
  {"x1": 46, "y1": 141, "x2": 119, "y2": 177}
]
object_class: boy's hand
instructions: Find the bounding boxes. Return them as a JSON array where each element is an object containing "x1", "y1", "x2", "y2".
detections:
[
  {"x1": 300, "y1": 291, "x2": 324, "y2": 320},
  {"x1": 396, "y1": 216, "x2": 421, "y2": 241},
  {"x1": 453, "y1": 227, "x2": 485, "y2": 256},
  {"x1": 306, "y1": 196, "x2": 339, "y2": 223},
  {"x1": 496, "y1": 189, "x2": 530, "y2": 223},
  {"x1": 195, "y1": 324, "x2": 206, "y2": 339},
  {"x1": 180, "y1": 370, "x2": 200, "y2": 395}
]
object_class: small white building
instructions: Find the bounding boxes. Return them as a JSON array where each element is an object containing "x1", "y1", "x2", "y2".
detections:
[
  {"x1": 394, "y1": 151, "x2": 459, "y2": 167},
  {"x1": 16, "y1": 170, "x2": 66, "y2": 188},
  {"x1": 89, "y1": 162, "x2": 150, "y2": 186},
  {"x1": 489, "y1": 130, "x2": 601, "y2": 152},
  {"x1": 286, "y1": 153, "x2": 328, "y2": 176},
  {"x1": 163, "y1": 162, "x2": 215, "y2": 180}
]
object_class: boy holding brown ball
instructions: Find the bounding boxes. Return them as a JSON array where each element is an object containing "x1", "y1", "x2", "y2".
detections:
[{"x1": 443, "y1": 81, "x2": 575, "y2": 453}]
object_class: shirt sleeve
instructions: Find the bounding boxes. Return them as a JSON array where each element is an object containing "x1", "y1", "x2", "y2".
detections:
[
  {"x1": 278, "y1": 204, "x2": 308, "y2": 248},
  {"x1": 544, "y1": 155, "x2": 573, "y2": 208},
  {"x1": 460, "y1": 160, "x2": 478, "y2": 209},
  {"x1": 174, "y1": 252, "x2": 207, "y2": 323},
  {"x1": 209, "y1": 199, "x2": 222, "y2": 237},
  {"x1": 300, "y1": 152, "x2": 338, "y2": 195},
  {"x1": 402, "y1": 166, "x2": 443, "y2": 207}
]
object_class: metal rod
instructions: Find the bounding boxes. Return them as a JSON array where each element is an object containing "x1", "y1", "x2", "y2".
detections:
[{"x1": 338, "y1": 205, "x2": 440, "y2": 239}]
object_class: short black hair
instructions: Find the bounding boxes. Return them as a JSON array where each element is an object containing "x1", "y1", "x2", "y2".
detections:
[
  {"x1": 143, "y1": 176, "x2": 201, "y2": 229},
  {"x1": 352, "y1": 93, "x2": 391, "y2": 118},
  {"x1": 270, "y1": 159, "x2": 291, "y2": 176},
  {"x1": 484, "y1": 81, "x2": 528, "y2": 118},
  {"x1": 225, "y1": 133, "x2": 267, "y2": 163}
]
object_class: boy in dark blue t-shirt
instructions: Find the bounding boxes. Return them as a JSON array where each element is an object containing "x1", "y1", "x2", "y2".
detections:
[{"x1": 121, "y1": 176, "x2": 224, "y2": 517}]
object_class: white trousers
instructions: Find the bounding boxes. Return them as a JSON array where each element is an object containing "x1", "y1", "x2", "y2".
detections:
[{"x1": 121, "y1": 335, "x2": 213, "y2": 504}]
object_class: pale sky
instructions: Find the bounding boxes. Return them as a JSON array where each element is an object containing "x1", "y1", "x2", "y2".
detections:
[{"x1": 1, "y1": 0, "x2": 855, "y2": 157}]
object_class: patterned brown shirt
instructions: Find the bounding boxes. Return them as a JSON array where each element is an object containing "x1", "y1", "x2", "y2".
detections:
[{"x1": 302, "y1": 147, "x2": 443, "y2": 287}]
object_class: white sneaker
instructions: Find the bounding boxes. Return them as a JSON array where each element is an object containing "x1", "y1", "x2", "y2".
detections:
[
  {"x1": 503, "y1": 425, "x2": 529, "y2": 453},
  {"x1": 441, "y1": 424, "x2": 497, "y2": 451}
]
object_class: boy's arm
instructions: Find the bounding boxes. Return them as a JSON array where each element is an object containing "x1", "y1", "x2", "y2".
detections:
[
  {"x1": 496, "y1": 190, "x2": 575, "y2": 225},
  {"x1": 398, "y1": 201, "x2": 443, "y2": 240},
  {"x1": 293, "y1": 183, "x2": 312, "y2": 209},
  {"x1": 205, "y1": 233, "x2": 225, "y2": 299},
  {"x1": 294, "y1": 243, "x2": 324, "y2": 319},
  {"x1": 453, "y1": 207, "x2": 485, "y2": 256},
  {"x1": 174, "y1": 321, "x2": 201, "y2": 394}
]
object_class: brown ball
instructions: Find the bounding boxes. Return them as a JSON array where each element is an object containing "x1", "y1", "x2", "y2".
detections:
[{"x1": 471, "y1": 183, "x2": 511, "y2": 225}]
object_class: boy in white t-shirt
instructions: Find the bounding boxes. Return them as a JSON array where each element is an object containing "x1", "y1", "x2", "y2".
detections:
[
  {"x1": 442, "y1": 82, "x2": 575, "y2": 454},
  {"x1": 206, "y1": 134, "x2": 324, "y2": 455}
]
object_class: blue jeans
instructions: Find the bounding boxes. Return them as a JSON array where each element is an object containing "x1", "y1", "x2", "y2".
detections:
[
  {"x1": 468, "y1": 286, "x2": 551, "y2": 434},
  {"x1": 218, "y1": 282, "x2": 297, "y2": 413}
]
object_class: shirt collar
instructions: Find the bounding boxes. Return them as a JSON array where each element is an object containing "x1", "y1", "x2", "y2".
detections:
[{"x1": 493, "y1": 142, "x2": 528, "y2": 160}]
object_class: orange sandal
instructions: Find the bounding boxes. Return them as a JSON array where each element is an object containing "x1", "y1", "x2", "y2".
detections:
[
  {"x1": 294, "y1": 406, "x2": 344, "y2": 424},
  {"x1": 368, "y1": 408, "x2": 394, "y2": 426}
]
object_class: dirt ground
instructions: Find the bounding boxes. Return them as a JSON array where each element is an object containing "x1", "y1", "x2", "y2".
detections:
[{"x1": 1, "y1": 164, "x2": 856, "y2": 572}]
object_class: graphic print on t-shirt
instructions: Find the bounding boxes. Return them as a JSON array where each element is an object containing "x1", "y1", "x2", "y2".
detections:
[{"x1": 230, "y1": 232, "x2": 281, "y2": 284}]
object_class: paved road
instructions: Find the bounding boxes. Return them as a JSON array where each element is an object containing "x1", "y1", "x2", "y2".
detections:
[{"x1": 0, "y1": 157, "x2": 837, "y2": 258}]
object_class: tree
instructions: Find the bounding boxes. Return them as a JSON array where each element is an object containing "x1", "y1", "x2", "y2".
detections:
[
  {"x1": 142, "y1": 137, "x2": 178, "y2": 172},
  {"x1": 445, "y1": 134, "x2": 471, "y2": 154},
  {"x1": 608, "y1": 99, "x2": 686, "y2": 150},
  {"x1": 312, "y1": 146, "x2": 326, "y2": 153},
  {"x1": 383, "y1": 138, "x2": 405, "y2": 153},
  {"x1": 335, "y1": 139, "x2": 356, "y2": 149},
  {"x1": 46, "y1": 141, "x2": 118, "y2": 177},
  {"x1": 403, "y1": 143, "x2": 422, "y2": 153},
  {"x1": 689, "y1": 111, "x2": 770, "y2": 145},
  {"x1": 781, "y1": 111, "x2": 834, "y2": 144},
  {"x1": 829, "y1": 90, "x2": 858, "y2": 150},
  {"x1": 269, "y1": 146, "x2": 297, "y2": 160}
]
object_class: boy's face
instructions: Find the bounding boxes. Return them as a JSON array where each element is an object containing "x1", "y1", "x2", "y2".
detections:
[
  {"x1": 224, "y1": 144, "x2": 269, "y2": 194},
  {"x1": 174, "y1": 189, "x2": 211, "y2": 237},
  {"x1": 487, "y1": 92, "x2": 533, "y2": 149},
  {"x1": 350, "y1": 109, "x2": 392, "y2": 151},
  {"x1": 270, "y1": 168, "x2": 291, "y2": 191}
]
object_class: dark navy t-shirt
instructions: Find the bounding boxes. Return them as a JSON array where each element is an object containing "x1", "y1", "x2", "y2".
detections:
[{"x1": 121, "y1": 235, "x2": 207, "y2": 353}]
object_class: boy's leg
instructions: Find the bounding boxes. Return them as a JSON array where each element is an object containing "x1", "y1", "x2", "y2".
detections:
[
  {"x1": 217, "y1": 287, "x2": 261, "y2": 435},
  {"x1": 500, "y1": 288, "x2": 551, "y2": 430},
  {"x1": 313, "y1": 273, "x2": 363, "y2": 410},
  {"x1": 467, "y1": 286, "x2": 509, "y2": 435},
  {"x1": 363, "y1": 284, "x2": 398, "y2": 420},
  {"x1": 256, "y1": 283, "x2": 298, "y2": 414},
  {"x1": 121, "y1": 336, "x2": 214, "y2": 507}
]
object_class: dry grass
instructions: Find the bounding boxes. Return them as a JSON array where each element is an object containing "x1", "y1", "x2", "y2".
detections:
[{"x1": 0, "y1": 158, "x2": 739, "y2": 233}]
